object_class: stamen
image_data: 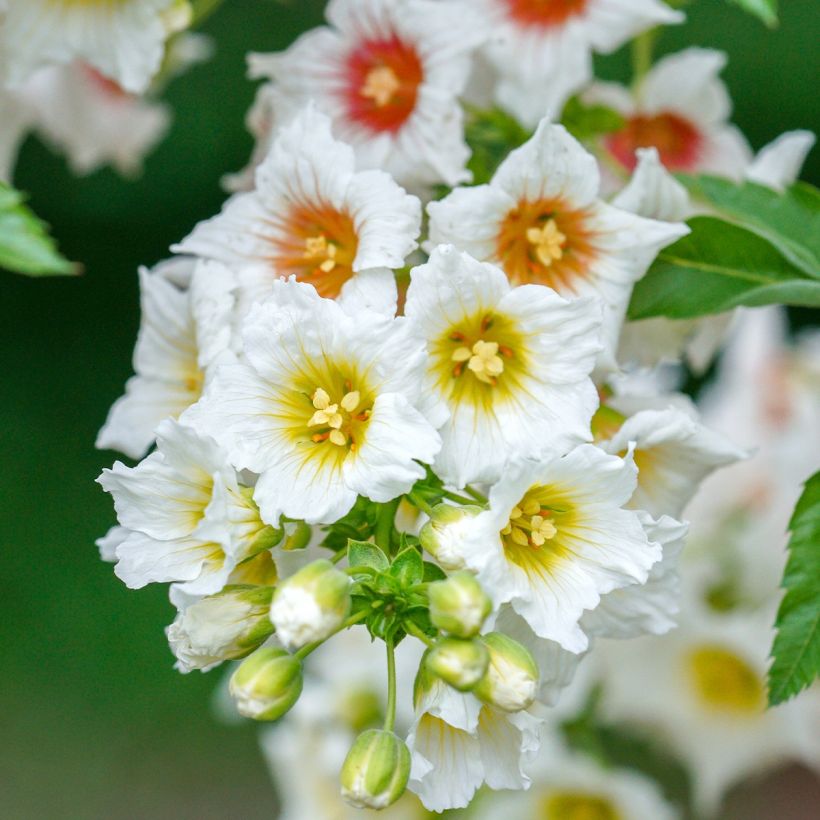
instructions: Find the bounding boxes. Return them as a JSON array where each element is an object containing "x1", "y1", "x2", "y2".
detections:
[
  {"x1": 361, "y1": 65, "x2": 401, "y2": 107},
  {"x1": 329, "y1": 429, "x2": 347, "y2": 447},
  {"x1": 467, "y1": 340, "x2": 505, "y2": 385},
  {"x1": 526, "y1": 218, "x2": 566, "y2": 268},
  {"x1": 312, "y1": 388, "x2": 331, "y2": 410},
  {"x1": 340, "y1": 390, "x2": 361, "y2": 413},
  {"x1": 304, "y1": 235, "x2": 337, "y2": 273}
]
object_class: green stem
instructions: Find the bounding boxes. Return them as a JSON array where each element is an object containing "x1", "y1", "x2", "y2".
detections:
[
  {"x1": 384, "y1": 639, "x2": 397, "y2": 733},
  {"x1": 464, "y1": 485, "x2": 488, "y2": 504},
  {"x1": 441, "y1": 490, "x2": 479, "y2": 506},
  {"x1": 294, "y1": 610, "x2": 368, "y2": 660},
  {"x1": 408, "y1": 492, "x2": 435, "y2": 517},
  {"x1": 330, "y1": 549, "x2": 346, "y2": 565},
  {"x1": 375, "y1": 499, "x2": 400, "y2": 555},
  {"x1": 631, "y1": 29, "x2": 657, "y2": 85},
  {"x1": 405, "y1": 620, "x2": 436, "y2": 649}
]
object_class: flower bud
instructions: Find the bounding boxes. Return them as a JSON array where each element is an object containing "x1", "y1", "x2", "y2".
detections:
[
  {"x1": 270, "y1": 559, "x2": 351, "y2": 650},
  {"x1": 167, "y1": 585, "x2": 274, "y2": 673},
  {"x1": 419, "y1": 503, "x2": 483, "y2": 571},
  {"x1": 426, "y1": 637, "x2": 489, "y2": 692},
  {"x1": 229, "y1": 647, "x2": 303, "y2": 721},
  {"x1": 473, "y1": 632, "x2": 538, "y2": 712},
  {"x1": 340, "y1": 729, "x2": 411, "y2": 810},
  {"x1": 428, "y1": 571, "x2": 492, "y2": 637}
]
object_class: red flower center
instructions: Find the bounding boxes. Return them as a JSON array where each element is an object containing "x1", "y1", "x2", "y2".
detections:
[
  {"x1": 503, "y1": 0, "x2": 589, "y2": 28},
  {"x1": 343, "y1": 34, "x2": 424, "y2": 134},
  {"x1": 606, "y1": 112, "x2": 703, "y2": 172},
  {"x1": 269, "y1": 203, "x2": 360, "y2": 299},
  {"x1": 496, "y1": 198, "x2": 597, "y2": 294}
]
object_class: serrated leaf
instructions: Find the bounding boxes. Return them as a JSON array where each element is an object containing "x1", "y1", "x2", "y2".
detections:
[
  {"x1": 390, "y1": 547, "x2": 424, "y2": 588},
  {"x1": 347, "y1": 540, "x2": 389, "y2": 573},
  {"x1": 680, "y1": 176, "x2": 819, "y2": 277},
  {"x1": 0, "y1": 183, "x2": 76, "y2": 276},
  {"x1": 561, "y1": 95, "x2": 625, "y2": 142},
  {"x1": 768, "y1": 471, "x2": 820, "y2": 705},
  {"x1": 628, "y1": 216, "x2": 820, "y2": 320},
  {"x1": 727, "y1": 0, "x2": 778, "y2": 27}
]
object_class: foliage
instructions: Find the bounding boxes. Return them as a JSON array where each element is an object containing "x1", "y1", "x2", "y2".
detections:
[
  {"x1": 629, "y1": 178, "x2": 820, "y2": 320},
  {"x1": 0, "y1": 183, "x2": 76, "y2": 277},
  {"x1": 768, "y1": 471, "x2": 820, "y2": 705}
]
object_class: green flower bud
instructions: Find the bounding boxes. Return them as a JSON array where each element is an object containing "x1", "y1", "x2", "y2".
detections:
[
  {"x1": 473, "y1": 632, "x2": 538, "y2": 712},
  {"x1": 271, "y1": 559, "x2": 351, "y2": 650},
  {"x1": 428, "y1": 570, "x2": 492, "y2": 637},
  {"x1": 340, "y1": 729, "x2": 411, "y2": 810},
  {"x1": 167, "y1": 585, "x2": 274, "y2": 673},
  {"x1": 426, "y1": 637, "x2": 489, "y2": 692},
  {"x1": 229, "y1": 647, "x2": 303, "y2": 721},
  {"x1": 419, "y1": 503, "x2": 483, "y2": 571},
  {"x1": 281, "y1": 520, "x2": 312, "y2": 551}
]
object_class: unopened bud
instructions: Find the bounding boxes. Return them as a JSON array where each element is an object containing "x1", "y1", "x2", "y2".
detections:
[
  {"x1": 419, "y1": 503, "x2": 482, "y2": 571},
  {"x1": 167, "y1": 585, "x2": 274, "y2": 673},
  {"x1": 473, "y1": 632, "x2": 538, "y2": 712},
  {"x1": 426, "y1": 637, "x2": 489, "y2": 692},
  {"x1": 340, "y1": 729, "x2": 411, "y2": 810},
  {"x1": 271, "y1": 559, "x2": 351, "y2": 650},
  {"x1": 428, "y1": 571, "x2": 491, "y2": 637},
  {"x1": 229, "y1": 647, "x2": 303, "y2": 721}
]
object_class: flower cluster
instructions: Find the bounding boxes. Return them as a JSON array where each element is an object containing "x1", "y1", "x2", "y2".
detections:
[
  {"x1": 90, "y1": 0, "x2": 816, "y2": 815},
  {"x1": 0, "y1": 1, "x2": 208, "y2": 181}
]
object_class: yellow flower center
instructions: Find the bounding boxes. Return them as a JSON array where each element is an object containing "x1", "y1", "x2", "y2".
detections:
[
  {"x1": 526, "y1": 218, "x2": 566, "y2": 268},
  {"x1": 501, "y1": 497, "x2": 558, "y2": 547},
  {"x1": 542, "y1": 792, "x2": 622, "y2": 820},
  {"x1": 308, "y1": 387, "x2": 369, "y2": 449},
  {"x1": 303, "y1": 234, "x2": 338, "y2": 274},
  {"x1": 451, "y1": 339, "x2": 506, "y2": 385},
  {"x1": 361, "y1": 65, "x2": 402, "y2": 107},
  {"x1": 688, "y1": 644, "x2": 765, "y2": 714}
]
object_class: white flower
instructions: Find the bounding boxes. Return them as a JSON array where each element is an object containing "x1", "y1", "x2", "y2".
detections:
[
  {"x1": 270, "y1": 560, "x2": 351, "y2": 650},
  {"x1": 581, "y1": 511, "x2": 687, "y2": 639},
  {"x1": 404, "y1": 245, "x2": 601, "y2": 487},
  {"x1": 247, "y1": 0, "x2": 487, "y2": 188},
  {"x1": 746, "y1": 129, "x2": 816, "y2": 192},
  {"x1": 98, "y1": 419, "x2": 277, "y2": 595},
  {"x1": 96, "y1": 258, "x2": 236, "y2": 459},
  {"x1": 167, "y1": 584, "x2": 275, "y2": 673},
  {"x1": 1, "y1": 0, "x2": 185, "y2": 94},
  {"x1": 474, "y1": 0, "x2": 683, "y2": 127},
  {"x1": 452, "y1": 445, "x2": 661, "y2": 653},
  {"x1": 23, "y1": 62, "x2": 169, "y2": 177},
  {"x1": 191, "y1": 278, "x2": 441, "y2": 526},
  {"x1": 428, "y1": 120, "x2": 687, "y2": 369},
  {"x1": 472, "y1": 732, "x2": 679, "y2": 820},
  {"x1": 407, "y1": 673, "x2": 542, "y2": 812},
  {"x1": 600, "y1": 601, "x2": 809, "y2": 815},
  {"x1": 175, "y1": 105, "x2": 420, "y2": 314},
  {"x1": 598, "y1": 405, "x2": 746, "y2": 518},
  {"x1": 589, "y1": 48, "x2": 752, "y2": 180}
]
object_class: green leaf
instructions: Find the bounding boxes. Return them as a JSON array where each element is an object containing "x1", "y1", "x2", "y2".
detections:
[
  {"x1": 389, "y1": 547, "x2": 424, "y2": 588},
  {"x1": 680, "y1": 176, "x2": 819, "y2": 277},
  {"x1": 768, "y1": 471, "x2": 820, "y2": 706},
  {"x1": 628, "y1": 216, "x2": 820, "y2": 320},
  {"x1": 347, "y1": 540, "x2": 389, "y2": 573},
  {"x1": 464, "y1": 105, "x2": 532, "y2": 185},
  {"x1": 321, "y1": 496, "x2": 379, "y2": 552},
  {"x1": 0, "y1": 183, "x2": 76, "y2": 276},
  {"x1": 727, "y1": 0, "x2": 778, "y2": 27},
  {"x1": 423, "y1": 561, "x2": 447, "y2": 583},
  {"x1": 561, "y1": 96, "x2": 626, "y2": 143}
]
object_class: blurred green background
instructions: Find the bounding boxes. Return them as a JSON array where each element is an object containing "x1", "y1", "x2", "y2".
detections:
[{"x1": 1, "y1": 1, "x2": 817, "y2": 817}]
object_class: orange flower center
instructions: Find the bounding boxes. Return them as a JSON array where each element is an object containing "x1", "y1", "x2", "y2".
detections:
[
  {"x1": 269, "y1": 203, "x2": 359, "y2": 299},
  {"x1": 343, "y1": 34, "x2": 424, "y2": 134},
  {"x1": 496, "y1": 198, "x2": 596, "y2": 293},
  {"x1": 503, "y1": 0, "x2": 589, "y2": 27},
  {"x1": 606, "y1": 112, "x2": 703, "y2": 172}
]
